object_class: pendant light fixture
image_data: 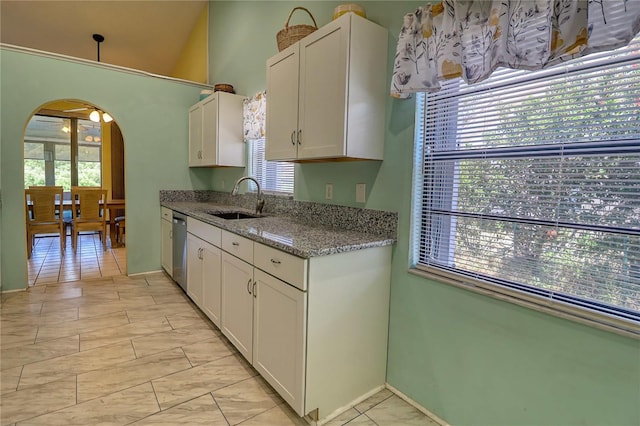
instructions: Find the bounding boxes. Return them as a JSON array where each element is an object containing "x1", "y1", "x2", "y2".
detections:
[
  {"x1": 93, "y1": 33, "x2": 104, "y2": 62},
  {"x1": 87, "y1": 33, "x2": 113, "y2": 123}
]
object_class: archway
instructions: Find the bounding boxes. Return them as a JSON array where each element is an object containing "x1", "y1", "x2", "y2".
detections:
[{"x1": 23, "y1": 99, "x2": 126, "y2": 285}]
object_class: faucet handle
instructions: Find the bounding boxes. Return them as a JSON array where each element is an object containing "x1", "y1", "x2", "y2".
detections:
[{"x1": 256, "y1": 199, "x2": 265, "y2": 216}]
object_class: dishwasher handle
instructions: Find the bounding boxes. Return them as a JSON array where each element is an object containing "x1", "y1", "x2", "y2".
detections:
[{"x1": 172, "y1": 213, "x2": 188, "y2": 292}]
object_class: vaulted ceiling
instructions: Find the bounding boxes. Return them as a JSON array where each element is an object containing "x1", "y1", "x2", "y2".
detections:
[{"x1": 0, "y1": 0, "x2": 207, "y2": 76}]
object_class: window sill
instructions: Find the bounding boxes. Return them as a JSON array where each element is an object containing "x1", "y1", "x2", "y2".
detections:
[
  {"x1": 408, "y1": 267, "x2": 640, "y2": 340},
  {"x1": 248, "y1": 190, "x2": 293, "y2": 199}
]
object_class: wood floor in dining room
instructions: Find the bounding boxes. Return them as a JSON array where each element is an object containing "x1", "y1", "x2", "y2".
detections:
[{"x1": 27, "y1": 234, "x2": 127, "y2": 286}]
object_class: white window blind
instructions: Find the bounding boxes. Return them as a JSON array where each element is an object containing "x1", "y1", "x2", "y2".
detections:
[
  {"x1": 413, "y1": 35, "x2": 640, "y2": 331},
  {"x1": 249, "y1": 138, "x2": 294, "y2": 193}
]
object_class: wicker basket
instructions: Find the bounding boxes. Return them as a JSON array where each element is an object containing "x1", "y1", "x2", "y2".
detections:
[
  {"x1": 214, "y1": 83, "x2": 235, "y2": 94},
  {"x1": 276, "y1": 7, "x2": 318, "y2": 52}
]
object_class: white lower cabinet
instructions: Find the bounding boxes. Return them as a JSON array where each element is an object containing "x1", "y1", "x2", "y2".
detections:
[
  {"x1": 220, "y1": 251, "x2": 254, "y2": 361},
  {"x1": 253, "y1": 269, "x2": 307, "y2": 415},
  {"x1": 186, "y1": 218, "x2": 222, "y2": 327},
  {"x1": 186, "y1": 233, "x2": 204, "y2": 307},
  {"x1": 228, "y1": 240, "x2": 391, "y2": 422},
  {"x1": 160, "y1": 207, "x2": 173, "y2": 276},
  {"x1": 200, "y1": 243, "x2": 222, "y2": 326},
  {"x1": 184, "y1": 220, "x2": 391, "y2": 423}
]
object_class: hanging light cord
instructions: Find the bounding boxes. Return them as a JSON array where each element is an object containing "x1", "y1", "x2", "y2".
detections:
[{"x1": 92, "y1": 33, "x2": 104, "y2": 62}]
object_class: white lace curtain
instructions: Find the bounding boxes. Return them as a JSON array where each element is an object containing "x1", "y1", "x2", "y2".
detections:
[
  {"x1": 243, "y1": 91, "x2": 266, "y2": 141},
  {"x1": 391, "y1": 0, "x2": 640, "y2": 97}
]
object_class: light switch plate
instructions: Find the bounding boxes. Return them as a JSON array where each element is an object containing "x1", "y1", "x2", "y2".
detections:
[{"x1": 356, "y1": 183, "x2": 366, "y2": 203}]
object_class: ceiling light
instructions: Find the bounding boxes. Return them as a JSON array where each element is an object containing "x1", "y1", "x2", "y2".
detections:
[
  {"x1": 61, "y1": 126, "x2": 70, "y2": 133},
  {"x1": 89, "y1": 110, "x2": 101, "y2": 122},
  {"x1": 102, "y1": 112, "x2": 113, "y2": 123},
  {"x1": 85, "y1": 135, "x2": 93, "y2": 142}
]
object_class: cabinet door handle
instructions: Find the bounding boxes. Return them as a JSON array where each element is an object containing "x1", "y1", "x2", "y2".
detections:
[
  {"x1": 247, "y1": 279, "x2": 252, "y2": 295},
  {"x1": 291, "y1": 130, "x2": 296, "y2": 146},
  {"x1": 297, "y1": 129, "x2": 302, "y2": 145},
  {"x1": 232, "y1": 241, "x2": 239, "y2": 247},
  {"x1": 197, "y1": 150, "x2": 202, "y2": 159},
  {"x1": 198, "y1": 247, "x2": 203, "y2": 259},
  {"x1": 253, "y1": 281, "x2": 257, "y2": 298},
  {"x1": 270, "y1": 258, "x2": 281, "y2": 265},
  {"x1": 169, "y1": 230, "x2": 172, "y2": 239}
]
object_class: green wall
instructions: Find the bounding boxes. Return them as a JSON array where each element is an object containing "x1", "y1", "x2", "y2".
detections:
[
  {"x1": 208, "y1": 2, "x2": 640, "y2": 425},
  {"x1": 0, "y1": 47, "x2": 211, "y2": 290},
  {"x1": 1, "y1": 3, "x2": 637, "y2": 424}
]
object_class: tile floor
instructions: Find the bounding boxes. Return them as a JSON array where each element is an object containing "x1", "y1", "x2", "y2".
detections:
[
  {"x1": 1, "y1": 272, "x2": 441, "y2": 426},
  {"x1": 27, "y1": 234, "x2": 127, "y2": 286}
]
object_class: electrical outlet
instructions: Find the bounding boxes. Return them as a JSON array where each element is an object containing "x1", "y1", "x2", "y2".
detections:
[
  {"x1": 325, "y1": 183, "x2": 333, "y2": 200},
  {"x1": 356, "y1": 183, "x2": 366, "y2": 203}
]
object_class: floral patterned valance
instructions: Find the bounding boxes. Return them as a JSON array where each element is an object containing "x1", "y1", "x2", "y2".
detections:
[
  {"x1": 243, "y1": 91, "x2": 266, "y2": 141},
  {"x1": 391, "y1": 0, "x2": 640, "y2": 98}
]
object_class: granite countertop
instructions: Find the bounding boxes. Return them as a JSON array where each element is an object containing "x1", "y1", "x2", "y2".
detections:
[{"x1": 162, "y1": 201, "x2": 396, "y2": 258}]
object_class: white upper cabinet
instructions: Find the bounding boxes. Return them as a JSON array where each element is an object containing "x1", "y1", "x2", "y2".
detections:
[
  {"x1": 265, "y1": 48, "x2": 300, "y2": 160},
  {"x1": 266, "y1": 13, "x2": 388, "y2": 162},
  {"x1": 189, "y1": 91, "x2": 245, "y2": 167}
]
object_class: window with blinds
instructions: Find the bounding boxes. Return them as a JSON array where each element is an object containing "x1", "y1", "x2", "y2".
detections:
[
  {"x1": 249, "y1": 138, "x2": 294, "y2": 193},
  {"x1": 413, "y1": 35, "x2": 640, "y2": 332}
]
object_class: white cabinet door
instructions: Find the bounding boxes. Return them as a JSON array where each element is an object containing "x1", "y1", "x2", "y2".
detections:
[
  {"x1": 253, "y1": 269, "x2": 307, "y2": 416},
  {"x1": 186, "y1": 233, "x2": 203, "y2": 307},
  {"x1": 201, "y1": 95, "x2": 218, "y2": 165},
  {"x1": 201, "y1": 241, "x2": 222, "y2": 327},
  {"x1": 265, "y1": 46, "x2": 299, "y2": 161},
  {"x1": 161, "y1": 218, "x2": 173, "y2": 276},
  {"x1": 221, "y1": 251, "x2": 254, "y2": 362},
  {"x1": 216, "y1": 92, "x2": 246, "y2": 167},
  {"x1": 189, "y1": 93, "x2": 245, "y2": 168},
  {"x1": 188, "y1": 104, "x2": 202, "y2": 166},
  {"x1": 298, "y1": 22, "x2": 348, "y2": 159}
]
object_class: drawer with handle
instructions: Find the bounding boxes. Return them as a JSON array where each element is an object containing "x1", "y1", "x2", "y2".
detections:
[
  {"x1": 161, "y1": 207, "x2": 172, "y2": 221},
  {"x1": 187, "y1": 217, "x2": 222, "y2": 247},
  {"x1": 221, "y1": 230, "x2": 253, "y2": 263},
  {"x1": 254, "y1": 242, "x2": 307, "y2": 291}
]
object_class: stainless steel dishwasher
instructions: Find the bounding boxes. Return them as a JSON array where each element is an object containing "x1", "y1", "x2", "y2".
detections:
[{"x1": 172, "y1": 212, "x2": 187, "y2": 292}]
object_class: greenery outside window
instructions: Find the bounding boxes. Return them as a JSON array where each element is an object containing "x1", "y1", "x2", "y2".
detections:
[
  {"x1": 249, "y1": 138, "x2": 294, "y2": 194},
  {"x1": 24, "y1": 115, "x2": 102, "y2": 190},
  {"x1": 412, "y1": 36, "x2": 640, "y2": 335}
]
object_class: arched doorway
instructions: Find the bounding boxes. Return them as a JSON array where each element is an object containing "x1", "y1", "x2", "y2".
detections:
[{"x1": 23, "y1": 99, "x2": 126, "y2": 285}]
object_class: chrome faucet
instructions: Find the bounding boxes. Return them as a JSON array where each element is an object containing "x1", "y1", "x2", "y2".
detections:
[{"x1": 231, "y1": 176, "x2": 265, "y2": 216}]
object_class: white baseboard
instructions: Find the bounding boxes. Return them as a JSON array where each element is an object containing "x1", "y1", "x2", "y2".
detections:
[
  {"x1": 127, "y1": 269, "x2": 163, "y2": 277},
  {"x1": 385, "y1": 383, "x2": 450, "y2": 426},
  {"x1": 1, "y1": 287, "x2": 27, "y2": 294},
  {"x1": 301, "y1": 383, "x2": 448, "y2": 426},
  {"x1": 307, "y1": 385, "x2": 386, "y2": 426}
]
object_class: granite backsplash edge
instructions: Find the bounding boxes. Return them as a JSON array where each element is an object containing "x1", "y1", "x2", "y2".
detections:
[{"x1": 159, "y1": 190, "x2": 398, "y2": 240}]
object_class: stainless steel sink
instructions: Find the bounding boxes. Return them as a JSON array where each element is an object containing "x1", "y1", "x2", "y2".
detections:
[{"x1": 207, "y1": 211, "x2": 262, "y2": 220}]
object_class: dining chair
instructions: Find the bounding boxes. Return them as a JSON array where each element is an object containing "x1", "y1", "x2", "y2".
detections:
[
  {"x1": 115, "y1": 216, "x2": 126, "y2": 247},
  {"x1": 24, "y1": 186, "x2": 65, "y2": 258},
  {"x1": 70, "y1": 186, "x2": 108, "y2": 251}
]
